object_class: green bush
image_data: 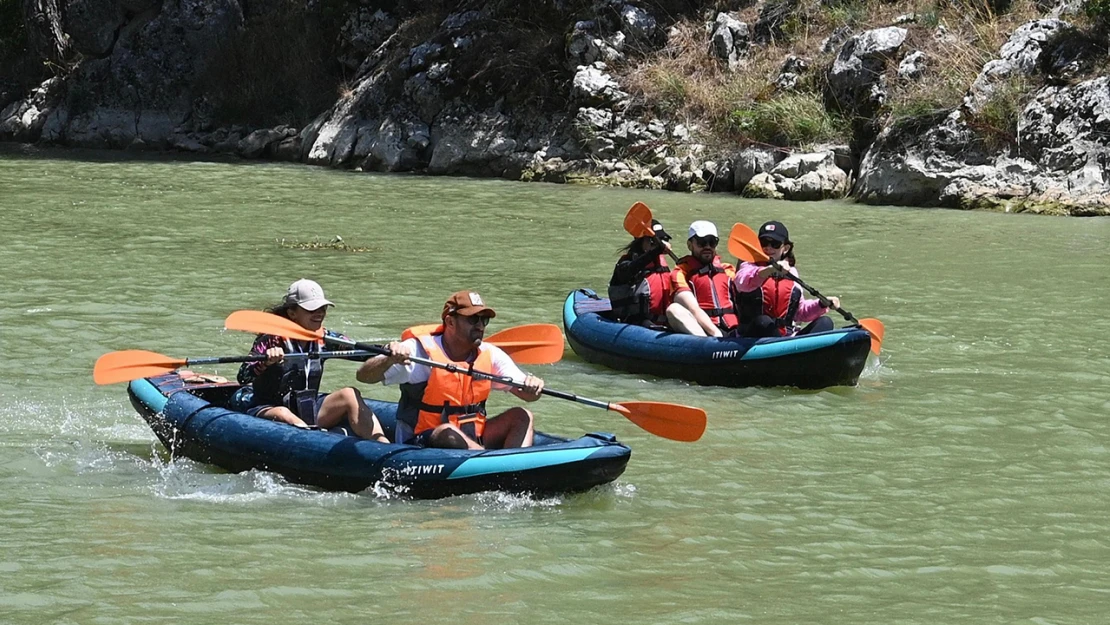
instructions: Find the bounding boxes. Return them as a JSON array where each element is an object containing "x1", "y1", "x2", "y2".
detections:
[
  {"x1": 1084, "y1": 0, "x2": 1110, "y2": 28},
  {"x1": 728, "y1": 93, "x2": 849, "y2": 146},
  {"x1": 969, "y1": 74, "x2": 1035, "y2": 151}
]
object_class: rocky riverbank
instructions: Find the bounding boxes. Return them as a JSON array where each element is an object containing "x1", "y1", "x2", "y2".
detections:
[{"x1": 2, "y1": 0, "x2": 1108, "y2": 215}]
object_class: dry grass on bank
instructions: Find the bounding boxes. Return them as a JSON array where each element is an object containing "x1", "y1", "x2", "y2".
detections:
[{"x1": 618, "y1": 0, "x2": 1049, "y2": 152}]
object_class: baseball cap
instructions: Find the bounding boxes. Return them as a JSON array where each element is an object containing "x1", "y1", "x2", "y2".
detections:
[
  {"x1": 758, "y1": 221, "x2": 789, "y2": 242},
  {"x1": 283, "y1": 279, "x2": 334, "y2": 311},
  {"x1": 687, "y1": 220, "x2": 718, "y2": 240},
  {"x1": 651, "y1": 219, "x2": 672, "y2": 241},
  {"x1": 441, "y1": 290, "x2": 497, "y2": 320}
]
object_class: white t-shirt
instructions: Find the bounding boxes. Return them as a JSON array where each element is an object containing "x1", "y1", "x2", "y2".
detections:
[{"x1": 381, "y1": 336, "x2": 527, "y2": 391}]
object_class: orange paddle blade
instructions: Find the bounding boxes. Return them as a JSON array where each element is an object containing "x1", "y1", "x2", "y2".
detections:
[
  {"x1": 484, "y1": 323, "x2": 564, "y2": 364},
  {"x1": 623, "y1": 202, "x2": 655, "y2": 238},
  {"x1": 93, "y1": 350, "x2": 186, "y2": 385},
  {"x1": 224, "y1": 310, "x2": 324, "y2": 342},
  {"x1": 859, "y1": 318, "x2": 885, "y2": 355},
  {"x1": 609, "y1": 401, "x2": 707, "y2": 442},
  {"x1": 727, "y1": 223, "x2": 769, "y2": 263}
]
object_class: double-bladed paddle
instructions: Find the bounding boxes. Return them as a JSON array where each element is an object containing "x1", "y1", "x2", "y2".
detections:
[
  {"x1": 92, "y1": 348, "x2": 378, "y2": 385},
  {"x1": 623, "y1": 201, "x2": 681, "y2": 262},
  {"x1": 95, "y1": 317, "x2": 565, "y2": 386},
  {"x1": 727, "y1": 222, "x2": 885, "y2": 354},
  {"x1": 391, "y1": 322, "x2": 564, "y2": 365},
  {"x1": 225, "y1": 310, "x2": 707, "y2": 442}
]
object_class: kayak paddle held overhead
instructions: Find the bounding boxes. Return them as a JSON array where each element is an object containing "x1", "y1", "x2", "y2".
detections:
[
  {"x1": 224, "y1": 310, "x2": 707, "y2": 442},
  {"x1": 727, "y1": 222, "x2": 885, "y2": 355},
  {"x1": 623, "y1": 201, "x2": 680, "y2": 262}
]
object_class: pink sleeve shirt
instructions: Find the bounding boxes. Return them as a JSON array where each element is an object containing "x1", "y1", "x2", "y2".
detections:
[{"x1": 733, "y1": 262, "x2": 829, "y2": 325}]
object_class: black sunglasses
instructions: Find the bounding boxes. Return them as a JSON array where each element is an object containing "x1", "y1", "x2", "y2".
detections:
[
  {"x1": 759, "y1": 238, "x2": 784, "y2": 249},
  {"x1": 455, "y1": 314, "x2": 492, "y2": 327},
  {"x1": 692, "y1": 236, "x2": 719, "y2": 248}
]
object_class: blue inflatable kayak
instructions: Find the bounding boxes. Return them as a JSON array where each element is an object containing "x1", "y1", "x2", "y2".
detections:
[
  {"x1": 127, "y1": 372, "x2": 631, "y2": 499},
  {"x1": 563, "y1": 289, "x2": 871, "y2": 389}
]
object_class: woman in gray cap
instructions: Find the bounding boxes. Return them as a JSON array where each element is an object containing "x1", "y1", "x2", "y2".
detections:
[{"x1": 237, "y1": 279, "x2": 389, "y2": 442}]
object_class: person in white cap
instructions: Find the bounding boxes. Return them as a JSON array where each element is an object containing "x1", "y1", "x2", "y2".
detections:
[
  {"x1": 665, "y1": 220, "x2": 739, "y2": 337},
  {"x1": 237, "y1": 279, "x2": 388, "y2": 442}
]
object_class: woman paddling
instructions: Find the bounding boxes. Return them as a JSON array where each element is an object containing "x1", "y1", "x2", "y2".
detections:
[
  {"x1": 607, "y1": 218, "x2": 674, "y2": 327},
  {"x1": 237, "y1": 279, "x2": 388, "y2": 442},
  {"x1": 732, "y1": 221, "x2": 840, "y2": 338}
]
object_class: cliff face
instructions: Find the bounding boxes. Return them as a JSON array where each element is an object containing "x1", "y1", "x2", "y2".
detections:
[{"x1": 2, "y1": 0, "x2": 1108, "y2": 215}]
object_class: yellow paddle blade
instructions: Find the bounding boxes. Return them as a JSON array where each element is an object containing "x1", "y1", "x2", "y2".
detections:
[
  {"x1": 610, "y1": 401, "x2": 707, "y2": 442},
  {"x1": 860, "y1": 318, "x2": 885, "y2": 355},
  {"x1": 93, "y1": 350, "x2": 186, "y2": 385},
  {"x1": 484, "y1": 323, "x2": 564, "y2": 364},
  {"x1": 623, "y1": 202, "x2": 655, "y2": 238},
  {"x1": 224, "y1": 310, "x2": 324, "y2": 342},
  {"x1": 727, "y1": 222, "x2": 769, "y2": 263}
]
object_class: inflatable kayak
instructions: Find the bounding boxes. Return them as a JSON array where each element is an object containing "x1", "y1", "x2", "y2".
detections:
[
  {"x1": 564, "y1": 289, "x2": 871, "y2": 389},
  {"x1": 127, "y1": 372, "x2": 631, "y2": 499}
]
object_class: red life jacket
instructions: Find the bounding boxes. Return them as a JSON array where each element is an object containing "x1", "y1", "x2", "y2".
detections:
[
  {"x1": 737, "y1": 265, "x2": 801, "y2": 336},
  {"x1": 609, "y1": 253, "x2": 672, "y2": 322},
  {"x1": 675, "y1": 255, "x2": 738, "y2": 330}
]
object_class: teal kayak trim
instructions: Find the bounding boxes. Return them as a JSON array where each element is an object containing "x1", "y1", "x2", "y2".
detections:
[
  {"x1": 448, "y1": 447, "x2": 600, "y2": 479},
  {"x1": 740, "y1": 332, "x2": 850, "y2": 360},
  {"x1": 129, "y1": 377, "x2": 169, "y2": 413}
]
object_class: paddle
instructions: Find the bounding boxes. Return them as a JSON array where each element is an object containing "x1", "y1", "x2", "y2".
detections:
[
  {"x1": 623, "y1": 201, "x2": 680, "y2": 262},
  {"x1": 396, "y1": 323, "x2": 564, "y2": 365},
  {"x1": 728, "y1": 223, "x2": 885, "y2": 354},
  {"x1": 226, "y1": 311, "x2": 707, "y2": 442},
  {"x1": 92, "y1": 348, "x2": 379, "y2": 385},
  {"x1": 223, "y1": 311, "x2": 563, "y2": 365}
]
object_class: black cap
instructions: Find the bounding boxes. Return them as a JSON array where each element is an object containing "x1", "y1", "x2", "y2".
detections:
[
  {"x1": 758, "y1": 221, "x2": 789, "y2": 242},
  {"x1": 650, "y1": 219, "x2": 672, "y2": 241}
]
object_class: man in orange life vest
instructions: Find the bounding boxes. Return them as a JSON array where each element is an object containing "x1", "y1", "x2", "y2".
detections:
[
  {"x1": 356, "y1": 291, "x2": 544, "y2": 450},
  {"x1": 665, "y1": 220, "x2": 739, "y2": 337}
]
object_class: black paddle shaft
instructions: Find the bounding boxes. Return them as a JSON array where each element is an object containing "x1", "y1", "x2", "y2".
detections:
[
  {"x1": 347, "y1": 340, "x2": 613, "y2": 411},
  {"x1": 185, "y1": 351, "x2": 378, "y2": 366},
  {"x1": 773, "y1": 268, "x2": 857, "y2": 324}
]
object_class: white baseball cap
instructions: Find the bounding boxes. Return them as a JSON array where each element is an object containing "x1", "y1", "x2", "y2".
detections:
[
  {"x1": 688, "y1": 220, "x2": 718, "y2": 239},
  {"x1": 283, "y1": 279, "x2": 334, "y2": 311}
]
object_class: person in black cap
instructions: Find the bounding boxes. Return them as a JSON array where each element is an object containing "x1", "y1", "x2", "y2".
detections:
[
  {"x1": 732, "y1": 221, "x2": 841, "y2": 338},
  {"x1": 607, "y1": 219, "x2": 674, "y2": 327}
]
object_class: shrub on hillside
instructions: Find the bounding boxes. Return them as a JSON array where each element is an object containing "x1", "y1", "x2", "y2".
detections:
[{"x1": 728, "y1": 93, "x2": 848, "y2": 146}]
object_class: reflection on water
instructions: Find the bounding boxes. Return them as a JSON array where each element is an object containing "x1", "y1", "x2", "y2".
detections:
[{"x1": 1, "y1": 149, "x2": 1109, "y2": 624}]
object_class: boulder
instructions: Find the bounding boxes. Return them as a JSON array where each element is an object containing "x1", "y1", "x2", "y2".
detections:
[{"x1": 741, "y1": 151, "x2": 850, "y2": 201}]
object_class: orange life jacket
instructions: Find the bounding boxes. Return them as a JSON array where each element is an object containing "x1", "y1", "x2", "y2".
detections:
[
  {"x1": 397, "y1": 330, "x2": 491, "y2": 441},
  {"x1": 737, "y1": 265, "x2": 801, "y2": 336},
  {"x1": 675, "y1": 255, "x2": 739, "y2": 330}
]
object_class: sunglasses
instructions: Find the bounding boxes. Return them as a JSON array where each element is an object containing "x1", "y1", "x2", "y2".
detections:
[
  {"x1": 455, "y1": 314, "x2": 492, "y2": 327},
  {"x1": 759, "y1": 238, "x2": 784, "y2": 249},
  {"x1": 692, "y1": 236, "x2": 719, "y2": 248}
]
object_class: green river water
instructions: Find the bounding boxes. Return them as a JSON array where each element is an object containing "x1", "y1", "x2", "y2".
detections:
[{"x1": 1, "y1": 147, "x2": 1109, "y2": 624}]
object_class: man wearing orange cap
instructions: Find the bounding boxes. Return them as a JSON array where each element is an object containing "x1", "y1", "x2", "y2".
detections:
[{"x1": 357, "y1": 291, "x2": 544, "y2": 450}]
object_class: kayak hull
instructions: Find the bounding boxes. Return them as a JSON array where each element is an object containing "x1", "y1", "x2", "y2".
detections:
[
  {"x1": 127, "y1": 373, "x2": 631, "y2": 499},
  {"x1": 563, "y1": 289, "x2": 870, "y2": 389}
]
